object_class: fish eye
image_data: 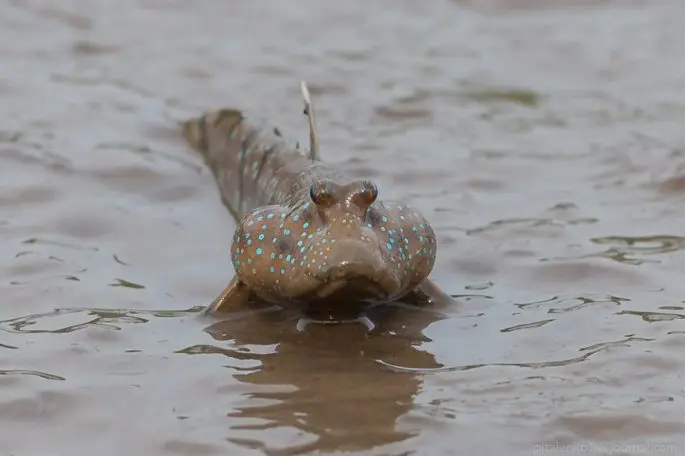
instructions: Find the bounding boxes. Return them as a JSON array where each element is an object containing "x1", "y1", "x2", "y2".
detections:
[
  {"x1": 310, "y1": 180, "x2": 336, "y2": 207},
  {"x1": 358, "y1": 180, "x2": 378, "y2": 205}
]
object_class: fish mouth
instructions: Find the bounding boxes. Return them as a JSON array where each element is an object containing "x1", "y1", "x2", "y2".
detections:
[{"x1": 313, "y1": 261, "x2": 401, "y2": 301}]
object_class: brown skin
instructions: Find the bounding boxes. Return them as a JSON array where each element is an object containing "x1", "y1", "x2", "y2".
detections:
[{"x1": 182, "y1": 98, "x2": 453, "y2": 319}]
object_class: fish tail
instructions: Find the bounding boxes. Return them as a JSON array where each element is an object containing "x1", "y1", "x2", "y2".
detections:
[
  {"x1": 181, "y1": 109, "x2": 245, "y2": 154},
  {"x1": 181, "y1": 114, "x2": 209, "y2": 152}
]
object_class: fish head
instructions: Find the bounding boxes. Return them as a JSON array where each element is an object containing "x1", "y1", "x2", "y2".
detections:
[{"x1": 230, "y1": 178, "x2": 437, "y2": 315}]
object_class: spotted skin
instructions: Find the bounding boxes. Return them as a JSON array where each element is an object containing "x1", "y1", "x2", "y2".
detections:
[{"x1": 182, "y1": 108, "x2": 451, "y2": 317}]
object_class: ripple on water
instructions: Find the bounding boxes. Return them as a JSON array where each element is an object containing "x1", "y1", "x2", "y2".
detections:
[
  {"x1": 545, "y1": 413, "x2": 685, "y2": 443},
  {"x1": 0, "y1": 306, "x2": 204, "y2": 335},
  {"x1": 0, "y1": 370, "x2": 65, "y2": 381},
  {"x1": 514, "y1": 293, "x2": 630, "y2": 312}
]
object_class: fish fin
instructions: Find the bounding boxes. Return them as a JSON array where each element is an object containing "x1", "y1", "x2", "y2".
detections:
[
  {"x1": 403, "y1": 279, "x2": 456, "y2": 309},
  {"x1": 181, "y1": 109, "x2": 245, "y2": 153},
  {"x1": 181, "y1": 114, "x2": 209, "y2": 152},
  {"x1": 203, "y1": 276, "x2": 255, "y2": 315},
  {"x1": 300, "y1": 80, "x2": 319, "y2": 161}
]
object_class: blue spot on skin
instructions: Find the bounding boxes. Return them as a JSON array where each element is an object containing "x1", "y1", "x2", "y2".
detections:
[
  {"x1": 297, "y1": 240, "x2": 303, "y2": 247},
  {"x1": 267, "y1": 213, "x2": 274, "y2": 219},
  {"x1": 386, "y1": 243, "x2": 392, "y2": 250},
  {"x1": 280, "y1": 213, "x2": 286, "y2": 219},
  {"x1": 256, "y1": 248, "x2": 263, "y2": 255},
  {"x1": 280, "y1": 268, "x2": 285, "y2": 275},
  {"x1": 269, "y1": 266, "x2": 275, "y2": 273},
  {"x1": 247, "y1": 221, "x2": 254, "y2": 226},
  {"x1": 247, "y1": 240, "x2": 252, "y2": 246},
  {"x1": 258, "y1": 234, "x2": 265, "y2": 240},
  {"x1": 303, "y1": 222, "x2": 309, "y2": 229},
  {"x1": 270, "y1": 252, "x2": 275, "y2": 259},
  {"x1": 293, "y1": 215, "x2": 299, "y2": 221},
  {"x1": 382, "y1": 216, "x2": 388, "y2": 222},
  {"x1": 284, "y1": 229, "x2": 291, "y2": 236},
  {"x1": 286, "y1": 254, "x2": 292, "y2": 262},
  {"x1": 261, "y1": 225, "x2": 267, "y2": 230}
]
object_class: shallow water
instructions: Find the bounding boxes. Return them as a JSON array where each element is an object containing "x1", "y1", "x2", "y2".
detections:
[{"x1": 2, "y1": 0, "x2": 685, "y2": 455}]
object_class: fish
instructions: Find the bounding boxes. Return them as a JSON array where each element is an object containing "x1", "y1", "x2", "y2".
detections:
[{"x1": 181, "y1": 81, "x2": 453, "y2": 319}]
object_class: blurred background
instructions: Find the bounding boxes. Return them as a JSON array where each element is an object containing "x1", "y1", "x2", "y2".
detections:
[{"x1": 1, "y1": 1, "x2": 684, "y2": 455}]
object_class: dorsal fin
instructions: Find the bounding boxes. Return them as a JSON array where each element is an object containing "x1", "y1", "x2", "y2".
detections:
[{"x1": 300, "y1": 80, "x2": 319, "y2": 161}]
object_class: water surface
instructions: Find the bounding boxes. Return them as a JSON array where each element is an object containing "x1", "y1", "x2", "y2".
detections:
[{"x1": 1, "y1": 0, "x2": 685, "y2": 454}]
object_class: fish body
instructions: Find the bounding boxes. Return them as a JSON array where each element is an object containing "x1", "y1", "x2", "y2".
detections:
[{"x1": 182, "y1": 85, "x2": 451, "y2": 317}]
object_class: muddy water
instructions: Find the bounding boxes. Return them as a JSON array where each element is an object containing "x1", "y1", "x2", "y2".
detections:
[{"x1": 2, "y1": 0, "x2": 685, "y2": 454}]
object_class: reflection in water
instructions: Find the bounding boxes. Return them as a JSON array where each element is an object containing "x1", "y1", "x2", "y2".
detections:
[
  {"x1": 193, "y1": 305, "x2": 447, "y2": 455},
  {"x1": 0, "y1": 294, "x2": 676, "y2": 454}
]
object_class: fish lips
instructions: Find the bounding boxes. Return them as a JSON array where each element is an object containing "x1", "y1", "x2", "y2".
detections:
[{"x1": 312, "y1": 258, "x2": 402, "y2": 301}]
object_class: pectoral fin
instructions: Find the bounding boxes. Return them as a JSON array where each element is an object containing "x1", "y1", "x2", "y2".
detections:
[
  {"x1": 404, "y1": 278, "x2": 455, "y2": 308},
  {"x1": 203, "y1": 276, "x2": 255, "y2": 315}
]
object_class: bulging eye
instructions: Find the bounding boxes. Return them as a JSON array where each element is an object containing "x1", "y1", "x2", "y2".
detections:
[
  {"x1": 350, "y1": 180, "x2": 378, "y2": 210},
  {"x1": 310, "y1": 180, "x2": 337, "y2": 207},
  {"x1": 358, "y1": 180, "x2": 378, "y2": 205}
]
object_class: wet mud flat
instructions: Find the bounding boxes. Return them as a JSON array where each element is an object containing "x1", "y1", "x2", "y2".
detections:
[{"x1": 2, "y1": 0, "x2": 685, "y2": 455}]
